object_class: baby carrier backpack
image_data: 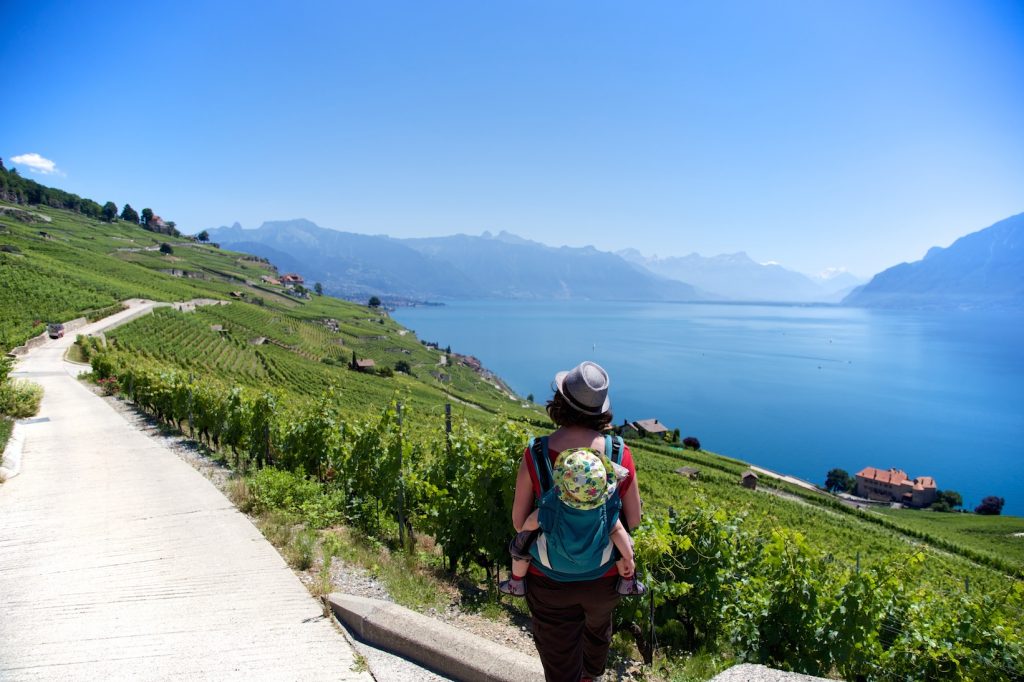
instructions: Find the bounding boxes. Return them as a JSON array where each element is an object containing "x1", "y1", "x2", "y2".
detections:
[{"x1": 527, "y1": 434, "x2": 625, "y2": 581}]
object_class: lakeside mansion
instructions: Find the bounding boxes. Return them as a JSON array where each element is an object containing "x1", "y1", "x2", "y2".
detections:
[{"x1": 855, "y1": 467, "x2": 938, "y2": 508}]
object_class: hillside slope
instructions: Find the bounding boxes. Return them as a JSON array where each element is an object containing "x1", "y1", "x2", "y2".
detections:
[{"x1": 0, "y1": 200, "x2": 537, "y2": 424}]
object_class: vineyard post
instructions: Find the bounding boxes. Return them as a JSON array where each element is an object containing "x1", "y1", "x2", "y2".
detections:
[
  {"x1": 263, "y1": 421, "x2": 269, "y2": 469},
  {"x1": 127, "y1": 374, "x2": 133, "y2": 403},
  {"x1": 396, "y1": 402, "x2": 406, "y2": 548},
  {"x1": 856, "y1": 551, "x2": 860, "y2": 573},
  {"x1": 647, "y1": 580, "x2": 656, "y2": 665},
  {"x1": 188, "y1": 373, "x2": 194, "y2": 438},
  {"x1": 445, "y1": 402, "x2": 452, "y2": 454}
]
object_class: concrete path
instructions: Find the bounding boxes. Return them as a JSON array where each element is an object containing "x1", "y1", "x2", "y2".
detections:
[{"x1": 0, "y1": 303, "x2": 372, "y2": 681}]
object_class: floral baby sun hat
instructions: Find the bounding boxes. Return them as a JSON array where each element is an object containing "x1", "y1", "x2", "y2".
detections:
[{"x1": 553, "y1": 447, "x2": 629, "y2": 510}]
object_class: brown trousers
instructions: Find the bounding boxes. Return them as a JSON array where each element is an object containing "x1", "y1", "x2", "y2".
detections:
[{"x1": 525, "y1": 572, "x2": 621, "y2": 682}]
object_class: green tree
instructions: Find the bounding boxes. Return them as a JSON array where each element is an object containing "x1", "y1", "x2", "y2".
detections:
[
  {"x1": 314, "y1": 282, "x2": 323, "y2": 296},
  {"x1": 368, "y1": 296, "x2": 381, "y2": 308},
  {"x1": 141, "y1": 208, "x2": 153, "y2": 227},
  {"x1": 931, "y1": 489, "x2": 962, "y2": 511},
  {"x1": 825, "y1": 468, "x2": 854, "y2": 493},
  {"x1": 196, "y1": 230, "x2": 210, "y2": 242},
  {"x1": 159, "y1": 242, "x2": 173, "y2": 255},
  {"x1": 395, "y1": 360, "x2": 412, "y2": 374},
  {"x1": 120, "y1": 203, "x2": 139, "y2": 224},
  {"x1": 975, "y1": 496, "x2": 1005, "y2": 515},
  {"x1": 102, "y1": 201, "x2": 118, "y2": 222}
]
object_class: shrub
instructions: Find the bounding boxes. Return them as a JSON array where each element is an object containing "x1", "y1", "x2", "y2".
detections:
[
  {"x1": 287, "y1": 528, "x2": 318, "y2": 570},
  {"x1": 682, "y1": 436, "x2": 701, "y2": 450},
  {"x1": 247, "y1": 467, "x2": 321, "y2": 515},
  {"x1": 0, "y1": 379, "x2": 43, "y2": 418},
  {"x1": 975, "y1": 496, "x2": 1005, "y2": 515}
]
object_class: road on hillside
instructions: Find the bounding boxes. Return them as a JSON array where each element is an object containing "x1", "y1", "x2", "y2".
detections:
[{"x1": 0, "y1": 302, "x2": 373, "y2": 681}]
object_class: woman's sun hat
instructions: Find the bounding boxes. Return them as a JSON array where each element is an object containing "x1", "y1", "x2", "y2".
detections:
[
  {"x1": 553, "y1": 447, "x2": 621, "y2": 510},
  {"x1": 553, "y1": 361, "x2": 611, "y2": 416}
]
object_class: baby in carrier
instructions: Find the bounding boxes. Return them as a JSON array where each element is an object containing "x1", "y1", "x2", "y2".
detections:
[{"x1": 499, "y1": 445, "x2": 647, "y2": 597}]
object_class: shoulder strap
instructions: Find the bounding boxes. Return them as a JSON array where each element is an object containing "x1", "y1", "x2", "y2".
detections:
[
  {"x1": 604, "y1": 434, "x2": 624, "y2": 465},
  {"x1": 529, "y1": 436, "x2": 554, "y2": 495}
]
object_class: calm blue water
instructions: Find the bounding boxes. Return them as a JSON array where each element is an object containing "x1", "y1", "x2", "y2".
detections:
[{"x1": 394, "y1": 301, "x2": 1024, "y2": 516}]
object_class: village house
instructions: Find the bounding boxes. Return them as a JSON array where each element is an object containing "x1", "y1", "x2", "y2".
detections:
[
  {"x1": 260, "y1": 275, "x2": 281, "y2": 285},
  {"x1": 280, "y1": 273, "x2": 304, "y2": 286},
  {"x1": 741, "y1": 470, "x2": 759, "y2": 490},
  {"x1": 351, "y1": 358, "x2": 376, "y2": 372},
  {"x1": 621, "y1": 418, "x2": 670, "y2": 439},
  {"x1": 460, "y1": 355, "x2": 482, "y2": 370},
  {"x1": 675, "y1": 466, "x2": 700, "y2": 480},
  {"x1": 854, "y1": 467, "x2": 938, "y2": 508}
]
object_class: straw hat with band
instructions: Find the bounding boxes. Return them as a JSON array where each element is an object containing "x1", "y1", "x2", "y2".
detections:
[{"x1": 553, "y1": 361, "x2": 611, "y2": 416}]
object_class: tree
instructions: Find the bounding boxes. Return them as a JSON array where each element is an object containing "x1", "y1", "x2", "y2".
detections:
[
  {"x1": 120, "y1": 203, "x2": 139, "y2": 224},
  {"x1": 159, "y1": 243, "x2": 173, "y2": 255},
  {"x1": 314, "y1": 282, "x2": 323, "y2": 296},
  {"x1": 931, "y1": 489, "x2": 962, "y2": 512},
  {"x1": 824, "y1": 468, "x2": 854, "y2": 494},
  {"x1": 102, "y1": 201, "x2": 118, "y2": 222},
  {"x1": 368, "y1": 296, "x2": 381, "y2": 308},
  {"x1": 395, "y1": 360, "x2": 412, "y2": 374},
  {"x1": 196, "y1": 230, "x2": 210, "y2": 242},
  {"x1": 141, "y1": 208, "x2": 153, "y2": 228},
  {"x1": 975, "y1": 496, "x2": 1005, "y2": 515}
]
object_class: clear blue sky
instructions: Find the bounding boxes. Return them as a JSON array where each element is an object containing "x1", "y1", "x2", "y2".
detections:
[{"x1": 3, "y1": 0, "x2": 1023, "y2": 277}]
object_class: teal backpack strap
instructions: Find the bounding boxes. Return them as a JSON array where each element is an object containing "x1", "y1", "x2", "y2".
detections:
[
  {"x1": 529, "y1": 436, "x2": 553, "y2": 497},
  {"x1": 604, "y1": 434, "x2": 624, "y2": 465}
]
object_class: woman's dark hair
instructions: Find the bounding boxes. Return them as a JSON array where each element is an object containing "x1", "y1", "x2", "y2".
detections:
[{"x1": 546, "y1": 391, "x2": 613, "y2": 431}]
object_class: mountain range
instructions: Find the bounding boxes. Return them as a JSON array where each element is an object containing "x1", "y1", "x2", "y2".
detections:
[
  {"x1": 206, "y1": 221, "x2": 703, "y2": 302},
  {"x1": 208, "y1": 214, "x2": 1023, "y2": 308},
  {"x1": 842, "y1": 213, "x2": 1024, "y2": 310},
  {"x1": 617, "y1": 249, "x2": 862, "y2": 303}
]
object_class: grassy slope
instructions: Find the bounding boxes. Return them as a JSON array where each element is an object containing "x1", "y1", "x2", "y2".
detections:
[
  {"x1": 3, "y1": 199, "x2": 1020, "y2": 588},
  {"x1": 628, "y1": 440, "x2": 1015, "y2": 593},
  {"x1": 875, "y1": 506, "x2": 1024, "y2": 570},
  {"x1": 0, "y1": 417, "x2": 12, "y2": 462}
]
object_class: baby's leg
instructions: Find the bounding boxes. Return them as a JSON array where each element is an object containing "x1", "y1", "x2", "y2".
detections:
[
  {"x1": 611, "y1": 520, "x2": 647, "y2": 596},
  {"x1": 511, "y1": 557, "x2": 530, "y2": 579}
]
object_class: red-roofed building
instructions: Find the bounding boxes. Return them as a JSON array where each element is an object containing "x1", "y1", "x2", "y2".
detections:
[
  {"x1": 855, "y1": 467, "x2": 938, "y2": 507},
  {"x1": 281, "y1": 273, "x2": 305, "y2": 285}
]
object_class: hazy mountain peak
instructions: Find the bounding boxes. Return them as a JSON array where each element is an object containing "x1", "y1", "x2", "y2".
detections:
[{"x1": 843, "y1": 212, "x2": 1024, "y2": 310}]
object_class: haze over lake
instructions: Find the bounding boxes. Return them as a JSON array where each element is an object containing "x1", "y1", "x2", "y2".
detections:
[{"x1": 394, "y1": 301, "x2": 1024, "y2": 516}]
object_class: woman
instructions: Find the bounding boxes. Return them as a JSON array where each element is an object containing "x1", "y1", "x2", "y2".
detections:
[{"x1": 511, "y1": 360, "x2": 643, "y2": 682}]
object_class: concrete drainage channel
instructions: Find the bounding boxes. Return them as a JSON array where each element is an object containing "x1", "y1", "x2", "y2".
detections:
[
  {"x1": 329, "y1": 593, "x2": 543, "y2": 682},
  {"x1": 327, "y1": 594, "x2": 829, "y2": 682}
]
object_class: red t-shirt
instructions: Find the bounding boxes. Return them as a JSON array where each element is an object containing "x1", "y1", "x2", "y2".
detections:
[{"x1": 522, "y1": 440, "x2": 636, "y2": 577}]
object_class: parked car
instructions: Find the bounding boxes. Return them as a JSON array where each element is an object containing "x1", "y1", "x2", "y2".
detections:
[{"x1": 47, "y1": 323, "x2": 65, "y2": 339}]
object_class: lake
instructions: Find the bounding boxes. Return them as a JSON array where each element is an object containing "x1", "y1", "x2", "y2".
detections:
[{"x1": 394, "y1": 301, "x2": 1024, "y2": 516}]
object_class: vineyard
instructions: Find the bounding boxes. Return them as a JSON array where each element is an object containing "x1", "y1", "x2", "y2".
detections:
[{"x1": 87, "y1": 353, "x2": 1024, "y2": 680}]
